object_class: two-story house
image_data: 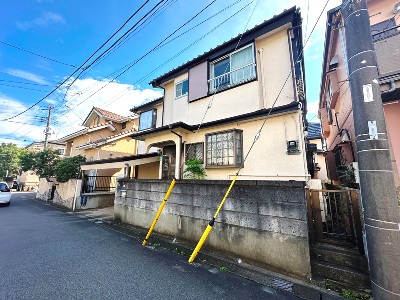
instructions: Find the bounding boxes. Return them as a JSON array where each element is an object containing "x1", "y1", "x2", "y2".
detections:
[
  {"x1": 319, "y1": 0, "x2": 400, "y2": 195},
  {"x1": 58, "y1": 106, "x2": 141, "y2": 183},
  {"x1": 130, "y1": 7, "x2": 309, "y2": 181}
]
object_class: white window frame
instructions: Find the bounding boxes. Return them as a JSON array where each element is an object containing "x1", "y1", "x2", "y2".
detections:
[
  {"x1": 175, "y1": 79, "x2": 188, "y2": 99},
  {"x1": 209, "y1": 44, "x2": 256, "y2": 92},
  {"x1": 138, "y1": 109, "x2": 157, "y2": 131}
]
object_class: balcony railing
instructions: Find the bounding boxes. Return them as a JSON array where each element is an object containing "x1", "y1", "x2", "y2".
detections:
[
  {"x1": 208, "y1": 63, "x2": 256, "y2": 93},
  {"x1": 373, "y1": 25, "x2": 400, "y2": 76}
]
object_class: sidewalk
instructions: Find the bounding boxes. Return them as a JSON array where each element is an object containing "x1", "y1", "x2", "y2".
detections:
[{"x1": 71, "y1": 205, "x2": 345, "y2": 300}]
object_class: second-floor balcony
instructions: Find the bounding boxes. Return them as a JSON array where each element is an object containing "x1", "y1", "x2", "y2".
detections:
[
  {"x1": 372, "y1": 24, "x2": 400, "y2": 77},
  {"x1": 208, "y1": 63, "x2": 256, "y2": 93}
]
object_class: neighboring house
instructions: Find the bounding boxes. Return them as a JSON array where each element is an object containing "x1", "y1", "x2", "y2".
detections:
[
  {"x1": 306, "y1": 122, "x2": 327, "y2": 181},
  {"x1": 19, "y1": 140, "x2": 67, "y2": 191},
  {"x1": 130, "y1": 7, "x2": 309, "y2": 181},
  {"x1": 58, "y1": 107, "x2": 141, "y2": 185},
  {"x1": 25, "y1": 140, "x2": 66, "y2": 155},
  {"x1": 319, "y1": 0, "x2": 400, "y2": 192}
]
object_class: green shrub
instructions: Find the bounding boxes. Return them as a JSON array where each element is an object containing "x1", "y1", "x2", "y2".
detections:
[
  {"x1": 183, "y1": 159, "x2": 206, "y2": 179},
  {"x1": 54, "y1": 155, "x2": 86, "y2": 182}
]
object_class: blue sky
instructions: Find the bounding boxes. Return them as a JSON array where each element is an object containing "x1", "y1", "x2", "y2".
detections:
[{"x1": 0, "y1": 0, "x2": 340, "y2": 146}]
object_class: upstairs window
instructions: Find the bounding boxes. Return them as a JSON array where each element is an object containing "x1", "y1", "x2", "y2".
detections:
[
  {"x1": 122, "y1": 122, "x2": 127, "y2": 129},
  {"x1": 206, "y1": 129, "x2": 243, "y2": 167},
  {"x1": 139, "y1": 109, "x2": 157, "y2": 131},
  {"x1": 175, "y1": 79, "x2": 188, "y2": 98},
  {"x1": 209, "y1": 44, "x2": 256, "y2": 92}
]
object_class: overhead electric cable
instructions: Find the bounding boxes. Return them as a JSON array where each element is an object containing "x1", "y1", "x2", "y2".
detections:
[
  {"x1": 63, "y1": 0, "x2": 218, "y2": 113},
  {"x1": 0, "y1": 40, "x2": 79, "y2": 69},
  {"x1": 62, "y1": 0, "x2": 168, "y2": 97},
  {"x1": 0, "y1": 0, "x2": 152, "y2": 122}
]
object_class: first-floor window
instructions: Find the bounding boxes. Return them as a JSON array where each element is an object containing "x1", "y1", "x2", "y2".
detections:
[
  {"x1": 139, "y1": 109, "x2": 157, "y2": 131},
  {"x1": 206, "y1": 129, "x2": 243, "y2": 167},
  {"x1": 186, "y1": 142, "x2": 204, "y2": 162}
]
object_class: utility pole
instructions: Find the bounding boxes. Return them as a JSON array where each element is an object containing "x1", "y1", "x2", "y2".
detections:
[
  {"x1": 341, "y1": 0, "x2": 400, "y2": 299},
  {"x1": 43, "y1": 106, "x2": 54, "y2": 149}
]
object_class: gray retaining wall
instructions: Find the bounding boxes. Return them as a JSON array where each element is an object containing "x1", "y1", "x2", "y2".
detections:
[{"x1": 115, "y1": 179, "x2": 311, "y2": 280}]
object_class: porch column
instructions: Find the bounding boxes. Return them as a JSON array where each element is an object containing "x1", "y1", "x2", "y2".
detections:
[{"x1": 175, "y1": 140, "x2": 182, "y2": 179}]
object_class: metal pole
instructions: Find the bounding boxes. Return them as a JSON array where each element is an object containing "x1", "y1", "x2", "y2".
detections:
[
  {"x1": 44, "y1": 106, "x2": 54, "y2": 149},
  {"x1": 341, "y1": 1, "x2": 400, "y2": 298},
  {"x1": 188, "y1": 175, "x2": 237, "y2": 263},
  {"x1": 142, "y1": 179, "x2": 176, "y2": 246}
]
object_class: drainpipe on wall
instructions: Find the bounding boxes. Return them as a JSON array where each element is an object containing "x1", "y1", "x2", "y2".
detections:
[
  {"x1": 287, "y1": 27, "x2": 298, "y2": 104},
  {"x1": 170, "y1": 129, "x2": 183, "y2": 179},
  {"x1": 257, "y1": 48, "x2": 267, "y2": 109}
]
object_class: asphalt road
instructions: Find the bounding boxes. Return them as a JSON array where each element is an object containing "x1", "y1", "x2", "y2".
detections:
[{"x1": 0, "y1": 193, "x2": 301, "y2": 300}]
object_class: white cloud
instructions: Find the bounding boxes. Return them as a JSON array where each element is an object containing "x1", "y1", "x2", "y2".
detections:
[
  {"x1": 0, "y1": 79, "x2": 162, "y2": 146},
  {"x1": 306, "y1": 99, "x2": 320, "y2": 121},
  {"x1": 50, "y1": 78, "x2": 162, "y2": 139},
  {"x1": 0, "y1": 93, "x2": 45, "y2": 145},
  {"x1": 4, "y1": 69, "x2": 50, "y2": 85},
  {"x1": 16, "y1": 12, "x2": 65, "y2": 31}
]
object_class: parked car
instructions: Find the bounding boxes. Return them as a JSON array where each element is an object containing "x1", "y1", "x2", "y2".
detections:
[{"x1": 0, "y1": 181, "x2": 11, "y2": 206}]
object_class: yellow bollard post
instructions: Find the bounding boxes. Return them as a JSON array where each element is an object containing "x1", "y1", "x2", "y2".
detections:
[
  {"x1": 142, "y1": 179, "x2": 176, "y2": 246},
  {"x1": 188, "y1": 175, "x2": 237, "y2": 263}
]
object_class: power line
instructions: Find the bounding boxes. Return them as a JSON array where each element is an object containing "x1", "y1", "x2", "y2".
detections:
[
  {"x1": 0, "y1": 79, "x2": 50, "y2": 86},
  {"x1": 0, "y1": 40, "x2": 79, "y2": 69},
  {"x1": 83, "y1": 0, "x2": 178, "y2": 74},
  {"x1": 61, "y1": 0, "x2": 167, "y2": 100},
  {"x1": 62, "y1": 0, "x2": 220, "y2": 113},
  {"x1": 55, "y1": 0, "x2": 244, "y2": 116},
  {"x1": 99, "y1": 0, "x2": 250, "y2": 110},
  {"x1": 0, "y1": 83, "x2": 49, "y2": 92},
  {"x1": 0, "y1": 0, "x2": 152, "y2": 122}
]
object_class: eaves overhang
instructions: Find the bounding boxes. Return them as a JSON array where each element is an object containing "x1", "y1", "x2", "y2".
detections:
[
  {"x1": 319, "y1": 5, "x2": 341, "y2": 110},
  {"x1": 150, "y1": 6, "x2": 299, "y2": 87},
  {"x1": 130, "y1": 101, "x2": 300, "y2": 141},
  {"x1": 130, "y1": 97, "x2": 164, "y2": 114},
  {"x1": 80, "y1": 152, "x2": 159, "y2": 171}
]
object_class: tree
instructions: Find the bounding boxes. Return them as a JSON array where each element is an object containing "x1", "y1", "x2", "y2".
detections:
[
  {"x1": 19, "y1": 148, "x2": 61, "y2": 178},
  {"x1": 54, "y1": 155, "x2": 86, "y2": 182},
  {"x1": 0, "y1": 143, "x2": 24, "y2": 178},
  {"x1": 19, "y1": 150, "x2": 35, "y2": 172}
]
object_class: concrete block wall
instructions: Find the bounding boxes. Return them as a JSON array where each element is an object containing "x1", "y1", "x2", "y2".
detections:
[{"x1": 115, "y1": 179, "x2": 311, "y2": 280}]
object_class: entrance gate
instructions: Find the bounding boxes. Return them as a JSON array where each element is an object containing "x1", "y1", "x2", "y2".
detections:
[{"x1": 306, "y1": 189, "x2": 364, "y2": 254}]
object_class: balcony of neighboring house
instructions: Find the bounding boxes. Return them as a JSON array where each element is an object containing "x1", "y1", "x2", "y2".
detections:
[{"x1": 372, "y1": 19, "x2": 400, "y2": 78}]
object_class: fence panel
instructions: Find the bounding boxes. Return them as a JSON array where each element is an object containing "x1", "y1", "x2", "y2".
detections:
[{"x1": 82, "y1": 176, "x2": 117, "y2": 193}]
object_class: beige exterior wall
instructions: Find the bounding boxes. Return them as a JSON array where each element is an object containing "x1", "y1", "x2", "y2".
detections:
[
  {"x1": 141, "y1": 111, "x2": 308, "y2": 181},
  {"x1": 161, "y1": 27, "x2": 294, "y2": 127},
  {"x1": 256, "y1": 27, "x2": 294, "y2": 108},
  {"x1": 66, "y1": 127, "x2": 137, "y2": 160},
  {"x1": 138, "y1": 161, "x2": 159, "y2": 179},
  {"x1": 309, "y1": 138, "x2": 328, "y2": 181},
  {"x1": 19, "y1": 171, "x2": 39, "y2": 189}
]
